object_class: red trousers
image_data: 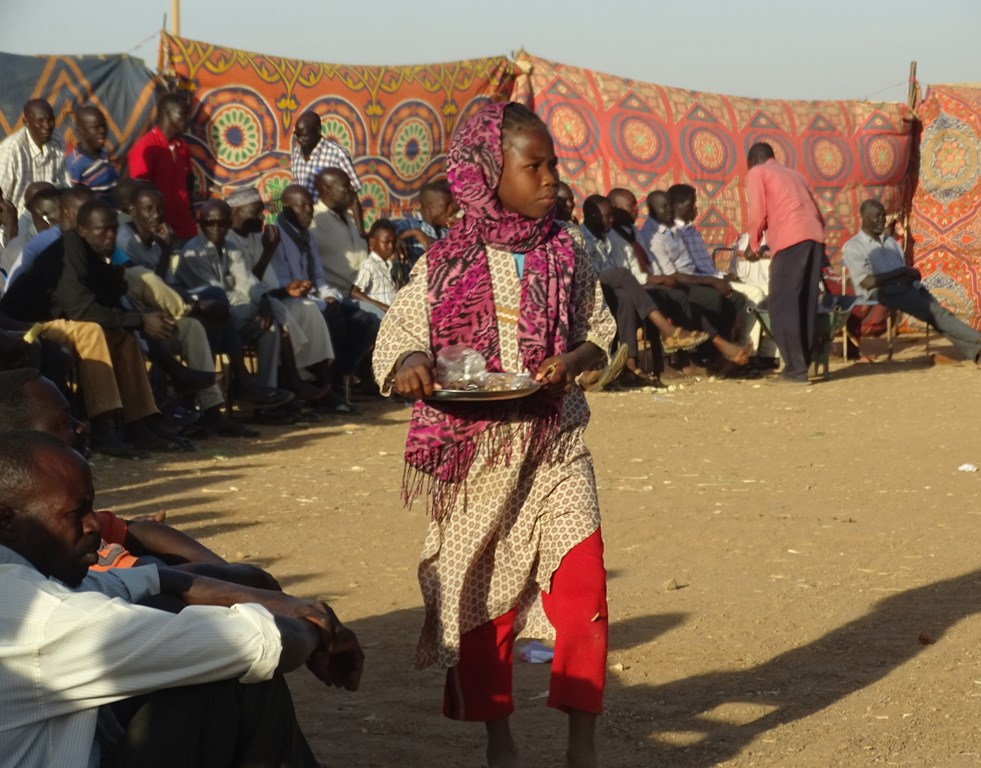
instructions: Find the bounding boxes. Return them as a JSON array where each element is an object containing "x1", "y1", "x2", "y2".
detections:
[{"x1": 443, "y1": 529, "x2": 608, "y2": 721}]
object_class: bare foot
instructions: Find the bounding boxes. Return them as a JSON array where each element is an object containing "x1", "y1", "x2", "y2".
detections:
[{"x1": 714, "y1": 337, "x2": 751, "y2": 366}]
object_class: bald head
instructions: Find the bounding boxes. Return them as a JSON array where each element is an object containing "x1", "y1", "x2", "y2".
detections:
[
  {"x1": 583, "y1": 194, "x2": 613, "y2": 237},
  {"x1": 608, "y1": 188, "x2": 638, "y2": 226},
  {"x1": 0, "y1": 369, "x2": 82, "y2": 449},
  {"x1": 0, "y1": 430, "x2": 100, "y2": 587},
  {"x1": 23, "y1": 181, "x2": 55, "y2": 210},
  {"x1": 281, "y1": 183, "x2": 312, "y2": 208},
  {"x1": 296, "y1": 111, "x2": 321, "y2": 132},
  {"x1": 281, "y1": 183, "x2": 314, "y2": 230},
  {"x1": 608, "y1": 188, "x2": 635, "y2": 209},
  {"x1": 0, "y1": 430, "x2": 64, "y2": 514},
  {"x1": 747, "y1": 142, "x2": 775, "y2": 169},
  {"x1": 419, "y1": 180, "x2": 457, "y2": 228},
  {"x1": 23, "y1": 99, "x2": 55, "y2": 147},
  {"x1": 294, "y1": 111, "x2": 323, "y2": 157},
  {"x1": 314, "y1": 167, "x2": 355, "y2": 212},
  {"x1": 555, "y1": 181, "x2": 575, "y2": 223},
  {"x1": 26, "y1": 188, "x2": 60, "y2": 231},
  {"x1": 859, "y1": 198, "x2": 886, "y2": 238},
  {"x1": 74, "y1": 105, "x2": 108, "y2": 155}
]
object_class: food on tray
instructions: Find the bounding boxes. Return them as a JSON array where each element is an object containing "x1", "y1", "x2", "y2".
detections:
[{"x1": 442, "y1": 372, "x2": 537, "y2": 392}]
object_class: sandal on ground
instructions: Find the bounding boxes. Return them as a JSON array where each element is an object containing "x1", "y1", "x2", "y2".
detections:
[
  {"x1": 584, "y1": 343, "x2": 629, "y2": 392},
  {"x1": 661, "y1": 328, "x2": 710, "y2": 353},
  {"x1": 617, "y1": 368, "x2": 664, "y2": 388}
]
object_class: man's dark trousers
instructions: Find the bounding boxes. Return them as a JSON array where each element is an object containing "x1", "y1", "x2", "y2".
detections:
[
  {"x1": 878, "y1": 284, "x2": 981, "y2": 362},
  {"x1": 768, "y1": 239, "x2": 823, "y2": 382}
]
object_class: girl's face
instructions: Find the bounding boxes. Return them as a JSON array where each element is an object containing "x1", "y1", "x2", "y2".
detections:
[{"x1": 497, "y1": 123, "x2": 559, "y2": 220}]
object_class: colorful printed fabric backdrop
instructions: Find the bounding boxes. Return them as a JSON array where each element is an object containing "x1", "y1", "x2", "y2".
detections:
[
  {"x1": 0, "y1": 51, "x2": 158, "y2": 171},
  {"x1": 909, "y1": 85, "x2": 981, "y2": 328},
  {"x1": 516, "y1": 54, "x2": 914, "y2": 266},
  {"x1": 161, "y1": 33, "x2": 515, "y2": 223}
]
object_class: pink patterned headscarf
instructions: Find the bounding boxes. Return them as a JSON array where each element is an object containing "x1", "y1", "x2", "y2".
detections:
[{"x1": 402, "y1": 101, "x2": 578, "y2": 518}]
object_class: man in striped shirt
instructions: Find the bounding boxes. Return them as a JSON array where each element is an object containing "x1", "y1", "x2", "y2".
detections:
[
  {"x1": 0, "y1": 99, "x2": 70, "y2": 215},
  {"x1": 291, "y1": 110, "x2": 366, "y2": 234},
  {"x1": 65, "y1": 105, "x2": 118, "y2": 205}
]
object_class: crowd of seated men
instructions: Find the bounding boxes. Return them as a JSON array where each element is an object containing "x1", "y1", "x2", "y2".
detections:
[
  {"x1": 0, "y1": 95, "x2": 462, "y2": 458},
  {"x1": 0, "y1": 92, "x2": 960, "y2": 455}
]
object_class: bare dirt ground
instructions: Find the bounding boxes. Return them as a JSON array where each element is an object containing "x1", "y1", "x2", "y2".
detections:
[{"x1": 96, "y1": 334, "x2": 981, "y2": 768}]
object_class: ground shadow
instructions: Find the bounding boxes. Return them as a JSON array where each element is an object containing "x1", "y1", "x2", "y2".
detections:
[
  {"x1": 291, "y1": 571, "x2": 981, "y2": 766},
  {"x1": 601, "y1": 568, "x2": 981, "y2": 766}
]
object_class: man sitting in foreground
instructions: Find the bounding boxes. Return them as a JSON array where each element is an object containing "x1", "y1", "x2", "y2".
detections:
[
  {"x1": 0, "y1": 429, "x2": 363, "y2": 767},
  {"x1": 0, "y1": 367, "x2": 275, "y2": 583},
  {"x1": 843, "y1": 199, "x2": 981, "y2": 363}
]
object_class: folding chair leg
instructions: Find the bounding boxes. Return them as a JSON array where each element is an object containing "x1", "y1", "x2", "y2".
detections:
[{"x1": 887, "y1": 312, "x2": 894, "y2": 362}]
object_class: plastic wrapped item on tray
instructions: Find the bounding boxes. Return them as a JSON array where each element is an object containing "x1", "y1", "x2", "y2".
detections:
[
  {"x1": 435, "y1": 345, "x2": 535, "y2": 392},
  {"x1": 435, "y1": 345, "x2": 488, "y2": 389}
]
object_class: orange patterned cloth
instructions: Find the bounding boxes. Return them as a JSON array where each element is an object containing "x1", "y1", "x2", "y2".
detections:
[
  {"x1": 515, "y1": 54, "x2": 914, "y2": 268},
  {"x1": 160, "y1": 32, "x2": 515, "y2": 224},
  {"x1": 909, "y1": 85, "x2": 981, "y2": 329}
]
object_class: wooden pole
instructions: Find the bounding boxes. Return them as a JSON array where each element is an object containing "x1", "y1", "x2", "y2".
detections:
[
  {"x1": 156, "y1": 14, "x2": 167, "y2": 73},
  {"x1": 902, "y1": 61, "x2": 918, "y2": 275},
  {"x1": 907, "y1": 61, "x2": 918, "y2": 111},
  {"x1": 170, "y1": 0, "x2": 180, "y2": 36}
]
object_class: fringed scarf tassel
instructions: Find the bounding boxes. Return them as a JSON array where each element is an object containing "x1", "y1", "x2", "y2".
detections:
[{"x1": 401, "y1": 412, "x2": 579, "y2": 521}]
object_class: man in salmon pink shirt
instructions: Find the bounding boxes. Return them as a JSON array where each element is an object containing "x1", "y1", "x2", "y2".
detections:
[
  {"x1": 744, "y1": 142, "x2": 825, "y2": 383},
  {"x1": 128, "y1": 94, "x2": 198, "y2": 245}
]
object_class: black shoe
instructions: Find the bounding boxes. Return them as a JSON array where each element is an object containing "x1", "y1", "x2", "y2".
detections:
[
  {"x1": 90, "y1": 432, "x2": 146, "y2": 459},
  {"x1": 158, "y1": 397, "x2": 201, "y2": 429},
  {"x1": 90, "y1": 413, "x2": 146, "y2": 459},
  {"x1": 198, "y1": 408, "x2": 260, "y2": 438},
  {"x1": 128, "y1": 418, "x2": 194, "y2": 452},
  {"x1": 233, "y1": 381, "x2": 295, "y2": 408},
  {"x1": 248, "y1": 406, "x2": 299, "y2": 425}
]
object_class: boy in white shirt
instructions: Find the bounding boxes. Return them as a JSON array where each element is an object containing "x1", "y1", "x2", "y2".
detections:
[{"x1": 350, "y1": 218, "x2": 398, "y2": 319}]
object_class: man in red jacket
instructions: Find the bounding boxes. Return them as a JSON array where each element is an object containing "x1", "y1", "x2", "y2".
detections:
[{"x1": 128, "y1": 94, "x2": 197, "y2": 245}]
